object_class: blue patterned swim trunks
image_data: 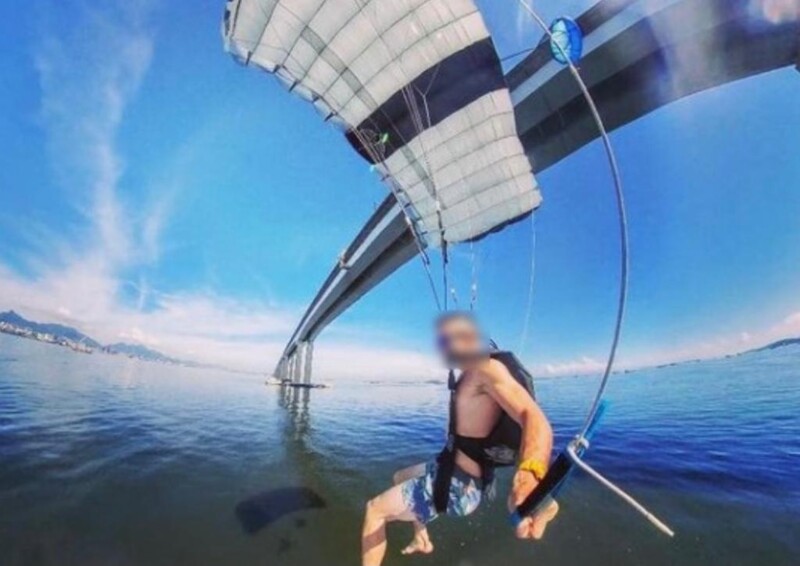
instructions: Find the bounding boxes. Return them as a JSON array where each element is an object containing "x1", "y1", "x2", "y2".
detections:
[{"x1": 400, "y1": 461, "x2": 483, "y2": 525}]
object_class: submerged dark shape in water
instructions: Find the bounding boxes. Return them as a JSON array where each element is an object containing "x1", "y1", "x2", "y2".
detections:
[{"x1": 235, "y1": 487, "x2": 326, "y2": 535}]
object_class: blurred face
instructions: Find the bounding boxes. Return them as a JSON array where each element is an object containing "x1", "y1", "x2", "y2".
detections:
[{"x1": 436, "y1": 316, "x2": 483, "y2": 367}]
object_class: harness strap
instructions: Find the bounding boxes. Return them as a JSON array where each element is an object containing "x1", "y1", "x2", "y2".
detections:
[
  {"x1": 432, "y1": 369, "x2": 457, "y2": 513},
  {"x1": 433, "y1": 349, "x2": 509, "y2": 514}
]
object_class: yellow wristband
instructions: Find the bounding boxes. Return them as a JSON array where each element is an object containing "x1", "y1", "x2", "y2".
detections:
[{"x1": 518, "y1": 459, "x2": 547, "y2": 481}]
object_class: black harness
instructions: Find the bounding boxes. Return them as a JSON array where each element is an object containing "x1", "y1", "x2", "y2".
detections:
[
  {"x1": 432, "y1": 350, "x2": 536, "y2": 514},
  {"x1": 432, "y1": 369, "x2": 460, "y2": 513}
]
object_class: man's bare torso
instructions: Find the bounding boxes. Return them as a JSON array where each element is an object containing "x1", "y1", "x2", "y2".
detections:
[{"x1": 453, "y1": 359, "x2": 505, "y2": 476}]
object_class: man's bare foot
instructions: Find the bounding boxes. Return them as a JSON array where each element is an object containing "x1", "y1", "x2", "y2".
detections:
[
  {"x1": 531, "y1": 499, "x2": 560, "y2": 539},
  {"x1": 401, "y1": 534, "x2": 434, "y2": 555}
]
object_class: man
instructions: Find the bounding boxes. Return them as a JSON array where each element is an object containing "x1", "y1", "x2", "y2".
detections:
[{"x1": 361, "y1": 312, "x2": 559, "y2": 566}]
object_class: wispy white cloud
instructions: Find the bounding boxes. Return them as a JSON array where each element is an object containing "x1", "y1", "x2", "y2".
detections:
[
  {"x1": 5, "y1": 1, "x2": 798, "y2": 381},
  {"x1": 314, "y1": 342, "x2": 440, "y2": 382},
  {"x1": 0, "y1": 2, "x2": 289, "y2": 372},
  {"x1": 34, "y1": 5, "x2": 154, "y2": 267},
  {"x1": 0, "y1": 0, "x2": 435, "y2": 377},
  {"x1": 537, "y1": 356, "x2": 605, "y2": 377},
  {"x1": 635, "y1": 310, "x2": 800, "y2": 366},
  {"x1": 533, "y1": 309, "x2": 800, "y2": 377}
]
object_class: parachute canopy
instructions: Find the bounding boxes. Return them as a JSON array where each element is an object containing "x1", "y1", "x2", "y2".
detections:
[{"x1": 223, "y1": 0, "x2": 542, "y2": 247}]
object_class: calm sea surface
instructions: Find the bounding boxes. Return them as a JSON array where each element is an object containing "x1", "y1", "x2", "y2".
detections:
[{"x1": 0, "y1": 333, "x2": 798, "y2": 565}]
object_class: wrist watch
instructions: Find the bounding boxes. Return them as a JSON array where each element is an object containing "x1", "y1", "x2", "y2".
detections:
[{"x1": 518, "y1": 458, "x2": 547, "y2": 481}]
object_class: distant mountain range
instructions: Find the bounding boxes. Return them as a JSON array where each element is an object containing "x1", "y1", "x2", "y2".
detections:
[
  {"x1": 0, "y1": 310, "x2": 179, "y2": 364},
  {"x1": 4, "y1": 309, "x2": 800, "y2": 374},
  {"x1": 745, "y1": 337, "x2": 800, "y2": 354},
  {"x1": 0, "y1": 310, "x2": 102, "y2": 349},
  {"x1": 104, "y1": 342, "x2": 180, "y2": 364}
]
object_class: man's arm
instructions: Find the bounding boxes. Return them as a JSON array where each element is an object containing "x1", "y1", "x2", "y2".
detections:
[
  {"x1": 481, "y1": 359, "x2": 553, "y2": 466},
  {"x1": 481, "y1": 359, "x2": 554, "y2": 539}
]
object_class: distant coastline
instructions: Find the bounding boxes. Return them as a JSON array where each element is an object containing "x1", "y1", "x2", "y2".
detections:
[
  {"x1": 2, "y1": 309, "x2": 798, "y2": 380},
  {"x1": 0, "y1": 310, "x2": 193, "y2": 368},
  {"x1": 0, "y1": 319, "x2": 95, "y2": 354}
]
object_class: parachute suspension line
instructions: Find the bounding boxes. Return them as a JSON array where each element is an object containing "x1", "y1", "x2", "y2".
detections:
[
  {"x1": 442, "y1": 241, "x2": 450, "y2": 310},
  {"x1": 348, "y1": 127, "x2": 443, "y2": 312},
  {"x1": 500, "y1": 45, "x2": 538, "y2": 63},
  {"x1": 411, "y1": 87, "x2": 450, "y2": 295},
  {"x1": 469, "y1": 238, "x2": 479, "y2": 311},
  {"x1": 517, "y1": 213, "x2": 538, "y2": 357},
  {"x1": 231, "y1": 6, "x2": 446, "y2": 314},
  {"x1": 351, "y1": 113, "x2": 445, "y2": 314},
  {"x1": 416, "y1": 71, "x2": 466, "y2": 312},
  {"x1": 392, "y1": 82, "x2": 450, "y2": 309},
  {"x1": 399, "y1": 199, "x2": 443, "y2": 313},
  {"x1": 421, "y1": 247, "x2": 444, "y2": 312},
  {"x1": 402, "y1": 81, "x2": 451, "y2": 310},
  {"x1": 350, "y1": 6, "x2": 450, "y2": 310},
  {"x1": 518, "y1": 0, "x2": 673, "y2": 538}
]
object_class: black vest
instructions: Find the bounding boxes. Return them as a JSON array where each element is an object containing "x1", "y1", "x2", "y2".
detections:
[{"x1": 433, "y1": 350, "x2": 536, "y2": 513}]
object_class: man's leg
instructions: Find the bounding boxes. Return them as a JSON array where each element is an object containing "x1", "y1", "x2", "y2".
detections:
[
  {"x1": 392, "y1": 463, "x2": 426, "y2": 484},
  {"x1": 392, "y1": 464, "x2": 434, "y2": 556},
  {"x1": 361, "y1": 483, "x2": 418, "y2": 566},
  {"x1": 512, "y1": 497, "x2": 561, "y2": 540},
  {"x1": 531, "y1": 499, "x2": 560, "y2": 539},
  {"x1": 400, "y1": 521, "x2": 433, "y2": 556}
]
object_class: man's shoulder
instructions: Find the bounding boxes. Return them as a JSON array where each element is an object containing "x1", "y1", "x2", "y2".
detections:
[{"x1": 477, "y1": 358, "x2": 513, "y2": 383}]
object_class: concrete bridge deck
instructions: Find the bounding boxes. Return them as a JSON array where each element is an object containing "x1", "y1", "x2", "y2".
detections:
[{"x1": 275, "y1": 0, "x2": 799, "y2": 381}]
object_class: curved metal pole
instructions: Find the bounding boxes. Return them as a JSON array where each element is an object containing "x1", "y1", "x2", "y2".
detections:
[
  {"x1": 566, "y1": 443, "x2": 675, "y2": 537},
  {"x1": 517, "y1": 0, "x2": 630, "y2": 440}
]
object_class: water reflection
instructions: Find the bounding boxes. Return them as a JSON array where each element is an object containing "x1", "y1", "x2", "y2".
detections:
[
  {"x1": 278, "y1": 383, "x2": 311, "y2": 440},
  {"x1": 3, "y1": 336, "x2": 799, "y2": 565},
  {"x1": 234, "y1": 486, "x2": 326, "y2": 535}
]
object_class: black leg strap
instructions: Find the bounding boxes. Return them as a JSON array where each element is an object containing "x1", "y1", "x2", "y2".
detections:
[
  {"x1": 433, "y1": 370, "x2": 458, "y2": 514},
  {"x1": 433, "y1": 446, "x2": 455, "y2": 514}
]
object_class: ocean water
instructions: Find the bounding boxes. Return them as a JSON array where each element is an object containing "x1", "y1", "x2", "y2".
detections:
[{"x1": 0, "y1": 333, "x2": 798, "y2": 566}]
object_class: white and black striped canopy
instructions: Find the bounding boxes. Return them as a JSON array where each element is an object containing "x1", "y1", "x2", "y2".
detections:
[{"x1": 223, "y1": 0, "x2": 542, "y2": 246}]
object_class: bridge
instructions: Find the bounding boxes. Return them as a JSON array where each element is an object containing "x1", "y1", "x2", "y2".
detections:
[{"x1": 273, "y1": 0, "x2": 800, "y2": 383}]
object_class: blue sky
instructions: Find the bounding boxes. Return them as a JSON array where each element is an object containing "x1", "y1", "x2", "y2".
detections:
[{"x1": 1, "y1": 0, "x2": 799, "y2": 377}]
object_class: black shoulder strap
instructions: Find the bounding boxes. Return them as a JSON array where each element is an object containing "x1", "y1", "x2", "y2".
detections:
[
  {"x1": 489, "y1": 350, "x2": 536, "y2": 399},
  {"x1": 432, "y1": 369, "x2": 457, "y2": 514}
]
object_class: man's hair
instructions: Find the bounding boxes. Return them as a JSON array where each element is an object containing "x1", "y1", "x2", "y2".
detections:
[{"x1": 434, "y1": 310, "x2": 479, "y2": 331}]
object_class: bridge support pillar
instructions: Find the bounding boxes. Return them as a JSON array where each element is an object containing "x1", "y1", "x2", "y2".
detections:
[
  {"x1": 274, "y1": 358, "x2": 287, "y2": 381},
  {"x1": 296, "y1": 353, "x2": 303, "y2": 383},
  {"x1": 290, "y1": 354, "x2": 300, "y2": 384},
  {"x1": 301, "y1": 341, "x2": 314, "y2": 385}
]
